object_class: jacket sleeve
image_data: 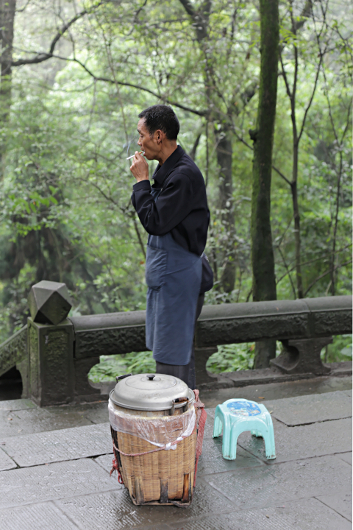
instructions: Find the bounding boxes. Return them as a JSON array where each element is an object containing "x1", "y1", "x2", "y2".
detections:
[{"x1": 131, "y1": 172, "x2": 194, "y2": 235}]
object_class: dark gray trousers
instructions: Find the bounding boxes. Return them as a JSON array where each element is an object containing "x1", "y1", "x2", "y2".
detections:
[{"x1": 155, "y1": 293, "x2": 204, "y2": 389}]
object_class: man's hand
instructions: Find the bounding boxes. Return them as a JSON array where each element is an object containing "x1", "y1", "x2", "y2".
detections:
[{"x1": 130, "y1": 152, "x2": 149, "y2": 182}]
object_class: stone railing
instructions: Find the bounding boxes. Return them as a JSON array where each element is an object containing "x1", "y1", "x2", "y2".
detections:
[
  {"x1": 0, "y1": 326, "x2": 28, "y2": 391},
  {"x1": 0, "y1": 326, "x2": 27, "y2": 376},
  {"x1": 0, "y1": 280, "x2": 351, "y2": 406}
]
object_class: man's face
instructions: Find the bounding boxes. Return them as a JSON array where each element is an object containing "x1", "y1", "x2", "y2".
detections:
[{"x1": 137, "y1": 118, "x2": 160, "y2": 160}]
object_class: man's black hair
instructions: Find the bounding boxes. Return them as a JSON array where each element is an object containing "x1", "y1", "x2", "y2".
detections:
[{"x1": 138, "y1": 105, "x2": 180, "y2": 140}]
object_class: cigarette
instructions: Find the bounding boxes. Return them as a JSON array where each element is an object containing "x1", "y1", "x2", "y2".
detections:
[{"x1": 126, "y1": 151, "x2": 145, "y2": 160}]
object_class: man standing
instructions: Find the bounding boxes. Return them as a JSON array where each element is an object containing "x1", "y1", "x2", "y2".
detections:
[{"x1": 130, "y1": 105, "x2": 211, "y2": 389}]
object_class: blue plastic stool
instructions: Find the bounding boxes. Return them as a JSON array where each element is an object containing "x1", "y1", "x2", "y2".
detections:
[{"x1": 213, "y1": 398, "x2": 276, "y2": 460}]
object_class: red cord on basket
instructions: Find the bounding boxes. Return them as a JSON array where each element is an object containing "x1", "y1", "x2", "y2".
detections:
[
  {"x1": 110, "y1": 456, "x2": 124, "y2": 484},
  {"x1": 193, "y1": 389, "x2": 207, "y2": 486}
]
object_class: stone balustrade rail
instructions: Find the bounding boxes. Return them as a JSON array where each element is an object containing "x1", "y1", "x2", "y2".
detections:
[{"x1": 0, "y1": 286, "x2": 351, "y2": 406}]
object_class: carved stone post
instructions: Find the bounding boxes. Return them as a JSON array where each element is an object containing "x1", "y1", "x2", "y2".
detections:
[
  {"x1": 27, "y1": 318, "x2": 74, "y2": 406},
  {"x1": 27, "y1": 281, "x2": 74, "y2": 406},
  {"x1": 17, "y1": 356, "x2": 30, "y2": 399},
  {"x1": 271, "y1": 337, "x2": 332, "y2": 376},
  {"x1": 73, "y1": 357, "x2": 102, "y2": 402},
  {"x1": 194, "y1": 347, "x2": 219, "y2": 385}
]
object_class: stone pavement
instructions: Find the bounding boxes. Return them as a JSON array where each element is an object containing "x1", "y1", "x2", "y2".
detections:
[{"x1": 0, "y1": 379, "x2": 351, "y2": 529}]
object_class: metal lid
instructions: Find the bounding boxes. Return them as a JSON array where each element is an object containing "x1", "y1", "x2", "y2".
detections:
[{"x1": 109, "y1": 373, "x2": 194, "y2": 411}]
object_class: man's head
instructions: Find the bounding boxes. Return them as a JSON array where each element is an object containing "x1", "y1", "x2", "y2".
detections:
[
  {"x1": 137, "y1": 105, "x2": 179, "y2": 163},
  {"x1": 138, "y1": 105, "x2": 180, "y2": 140}
]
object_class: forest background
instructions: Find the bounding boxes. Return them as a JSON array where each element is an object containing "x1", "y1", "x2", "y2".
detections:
[{"x1": 0, "y1": 0, "x2": 351, "y2": 380}]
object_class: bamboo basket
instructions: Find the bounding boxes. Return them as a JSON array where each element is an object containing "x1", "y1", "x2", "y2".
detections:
[{"x1": 110, "y1": 405, "x2": 197, "y2": 506}]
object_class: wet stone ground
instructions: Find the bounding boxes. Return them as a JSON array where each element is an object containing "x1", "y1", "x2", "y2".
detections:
[{"x1": 0, "y1": 377, "x2": 351, "y2": 530}]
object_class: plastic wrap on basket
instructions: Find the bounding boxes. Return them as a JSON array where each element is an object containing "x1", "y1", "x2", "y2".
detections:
[{"x1": 108, "y1": 399, "x2": 196, "y2": 449}]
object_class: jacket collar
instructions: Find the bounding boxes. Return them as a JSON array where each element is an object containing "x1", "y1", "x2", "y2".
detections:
[{"x1": 152, "y1": 145, "x2": 184, "y2": 186}]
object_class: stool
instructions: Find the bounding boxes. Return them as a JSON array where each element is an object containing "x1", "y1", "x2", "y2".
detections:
[{"x1": 213, "y1": 398, "x2": 276, "y2": 460}]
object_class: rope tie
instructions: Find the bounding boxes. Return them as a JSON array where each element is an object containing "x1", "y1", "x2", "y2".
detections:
[
  {"x1": 112, "y1": 436, "x2": 186, "y2": 458},
  {"x1": 110, "y1": 457, "x2": 124, "y2": 484}
]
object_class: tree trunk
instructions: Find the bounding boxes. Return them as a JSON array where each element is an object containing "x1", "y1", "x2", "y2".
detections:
[
  {"x1": 330, "y1": 151, "x2": 343, "y2": 296},
  {"x1": 179, "y1": 0, "x2": 236, "y2": 293},
  {"x1": 291, "y1": 175, "x2": 304, "y2": 298},
  {"x1": 216, "y1": 125, "x2": 236, "y2": 293},
  {"x1": 250, "y1": 0, "x2": 279, "y2": 367},
  {"x1": 0, "y1": 0, "x2": 16, "y2": 178},
  {"x1": 0, "y1": 0, "x2": 15, "y2": 94}
]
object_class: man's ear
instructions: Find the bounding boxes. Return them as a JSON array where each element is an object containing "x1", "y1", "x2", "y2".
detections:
[{"x1": 155, "y1": 129, "x2": 164, "y2": 144}]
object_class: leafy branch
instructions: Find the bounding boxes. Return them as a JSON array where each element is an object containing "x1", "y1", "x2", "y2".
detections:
[{"x1": 11, "y1": 2, "x2": 104, "y2": 66}]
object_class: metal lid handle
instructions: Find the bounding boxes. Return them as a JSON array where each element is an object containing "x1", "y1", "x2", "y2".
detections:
[
  {"x1": 116, "y1": 373, "x2": 132, "y2": 383},
  {"x1": 170, "y1": 396, "x2": 189, "y2": 415}
]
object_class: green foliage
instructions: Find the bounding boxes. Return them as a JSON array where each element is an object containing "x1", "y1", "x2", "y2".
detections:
[
  {"x1": 207, "y1": 343, "x2": 256, "y2": 373},
  {"x1": 322, "y1": 335, "x2": 352, "y2": 363},
  {"x1": 88, "y1": 352, "x2": 155, "y2": 383},
  {"x1": 88, "y1": 344, "x2": 257, "y2": 383}
]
